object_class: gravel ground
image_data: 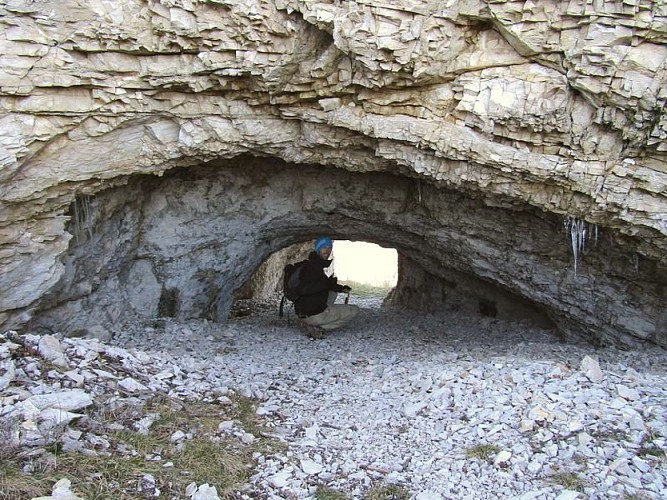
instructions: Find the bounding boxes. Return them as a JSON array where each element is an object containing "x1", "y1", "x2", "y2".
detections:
[{"x1": 110, "y1": 295, "x2": 667, "y2": 499}]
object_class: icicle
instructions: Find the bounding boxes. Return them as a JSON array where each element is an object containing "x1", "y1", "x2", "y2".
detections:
[
  {"x1": 569, "y1": 218, "x2": 579, "y2": 275},
  {"x1": 83, "y1": 195, "x2": 93, "y2": 239},
  {"x1": 71, "y1": 195, "x2": 94, "y2": 243},
  {"x1": 564, "y1": 216, "x2": 596, "y2": 276},
  {"x1": 73, "y1": 197, "x2": 81, "y2": 244},
  {"x1": 416, "y1": 179, "x2": 422, "y2": 204}
]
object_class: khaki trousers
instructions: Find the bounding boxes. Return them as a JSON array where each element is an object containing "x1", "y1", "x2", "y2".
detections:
[{"x1": 302, "y1": 292, "x2": 359, "y2": 331}]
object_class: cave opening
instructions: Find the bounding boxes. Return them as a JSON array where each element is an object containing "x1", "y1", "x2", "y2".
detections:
[
  {"x1": 24, "y1": 154, "x2": 664, "y2": 348},
  {"x1": 332, "y1": 240, "x2": 398, "y2": 294}
]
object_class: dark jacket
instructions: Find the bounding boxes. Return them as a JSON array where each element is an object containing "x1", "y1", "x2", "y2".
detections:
[{"x1": 294, "y1": 251, "x2": 344, "y2": 317}]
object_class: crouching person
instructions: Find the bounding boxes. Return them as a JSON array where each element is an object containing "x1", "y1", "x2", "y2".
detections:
[{"x1": 294, "y1": 237, "x2": 359, "y2": 337}]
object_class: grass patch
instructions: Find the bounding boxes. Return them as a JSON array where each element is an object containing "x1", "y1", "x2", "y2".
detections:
[
  {"x1": 47, "y1": 452, "x2": 162, "y2": 499},
  {"x1": 637, "y1": 434, "x2": 666, "y2": 460},
  {"x1": 465, "y1": 443, "x2": 500, "y2": 460},
  {"x1": 229, "y1": 394, "x2": 263, "y2": 437},
  {"x1": 176, "y1": 436, "x2": 250, "y2": 491},
  {"x1": 0, "y1": 454, "x2": 52, "y2": 500},
  {"x1": 315, "y1": 485, "x2": 349, "y2": 499},
  {"x1": 638, "y1": 444, "x2": 666, "y2": 460},
  {"x1": 344, "y1": 280, "x2": 394, "y2": 298},
  {"x1": 549, "y1": 471, "x2": 586, "y2": 492},
  {"x1": 365, "y1": 483, "x2": 411, "y2": 499},
  {"x1": 0, "y1": 395, "x2": 275, "y2": 499}
]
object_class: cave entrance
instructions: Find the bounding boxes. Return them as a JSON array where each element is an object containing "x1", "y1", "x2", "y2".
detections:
[
  {"x1": 30, "y1": 155, "x2": 563, "y2": 339},
  {"x1": 33, "y1": 153, "x2": 667, "y2": 347}
]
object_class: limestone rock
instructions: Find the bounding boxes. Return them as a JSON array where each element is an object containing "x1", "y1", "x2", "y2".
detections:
[
  {"x1": 580, "y1": 355, "x2": 604, "y2": 383},
  {"x1": 0, "y1": 0, "x2": 664, "y2": 348},
  {"x1": 31, "y1": 478, "x2": 84, "y2": 500},
  {"x1": 38, "y1": 335, "x2": 69, "y2": 369},
  {"x1": 25, "y1": 390, "x2": 93, "y2": 413}
]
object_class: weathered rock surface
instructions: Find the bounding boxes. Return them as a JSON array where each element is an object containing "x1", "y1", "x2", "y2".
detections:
[{"x1": 0, "y1": 1, "x2": 665, "y2": 346}]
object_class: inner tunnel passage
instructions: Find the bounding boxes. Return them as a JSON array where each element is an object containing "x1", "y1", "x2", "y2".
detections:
[{"x1": 234, "y1": 238, "x2": 553, "y2": 330}]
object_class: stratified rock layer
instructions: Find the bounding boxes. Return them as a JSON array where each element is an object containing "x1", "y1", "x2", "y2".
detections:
[{"x1": 0, "y1": 1, "x2": 665, "y2": 346}]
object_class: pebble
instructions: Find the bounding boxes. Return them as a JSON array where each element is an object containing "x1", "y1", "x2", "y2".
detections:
[
  {"x1": 31, "y1": 478, "x2": 83, "y2": 500},
  {"x1": 618, "y1": 384, "x2": 641, "y2": 401},
  {"x1": 1, "y1": 297, "x2": 666, "y2": 499},
  {"x1": 300, "y1": 458, "x2": 323, "y2": 475},
  {"x1": 187, "y1": 483, "x2": 220, "y2": 499},
  {"x1": 555, "y1": 491, "x2": 580, "y2": 500},
  {"x1": 37, "y1": 335, "x2": 69, "y2": 369},
  {"x1": 580, "y1": 355, "x2": 604, "y2": 383}
]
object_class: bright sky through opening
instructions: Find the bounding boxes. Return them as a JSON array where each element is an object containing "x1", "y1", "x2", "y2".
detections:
[{"x1": 332, "y1": 240, "x2": 398, "y2": 287}]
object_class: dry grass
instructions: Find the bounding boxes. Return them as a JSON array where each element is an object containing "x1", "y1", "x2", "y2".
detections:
[
  {"x1": 465, "y1": 443, "x2": 501, "y2": 460},
  {"x1": 314, "y1": 485, "x2": 349, "y2": 499},
  {"x1": 365, "y1": 483, "x2": 411, "y2": 499},
  {"x1": 0, "y1": 395, "x2": 276, "y2": 499},
  {"x1": 548, "y1": 471, "x2": 586, "y2": 492},
  {"x1": 314, "y1": 483, "x2": 410, "y2": 500},
  {"x1": 0, "y1": 458, "x2": 52, "y2": 500}
]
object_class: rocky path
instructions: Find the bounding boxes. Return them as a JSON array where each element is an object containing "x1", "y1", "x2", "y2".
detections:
[{"x1": 2, "y1": 297, "x2": 667, "y2": 499}]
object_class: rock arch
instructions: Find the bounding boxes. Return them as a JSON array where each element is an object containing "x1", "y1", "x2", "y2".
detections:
[
  {"x1": 1, "y1": 1, "x2": 666, "y2": 347},
  {"x1": 26, "y1": 155, "x2": 665, "y2": 347}
]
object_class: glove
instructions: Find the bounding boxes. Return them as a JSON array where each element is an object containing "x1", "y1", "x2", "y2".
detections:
[{"x1": 340, "y1": 285, "x2": 352, "y2": 293}]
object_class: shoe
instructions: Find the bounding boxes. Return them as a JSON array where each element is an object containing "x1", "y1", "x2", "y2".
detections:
[{"x1": 298, "y1": 321, "x2": 325, "y2": 339}]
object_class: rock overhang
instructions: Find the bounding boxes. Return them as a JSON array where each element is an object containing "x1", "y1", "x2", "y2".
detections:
[
  {"x1": 0, "y1": 0, "x2": 665, "y2": 347},
  {"x1": 20, "y1": 156, "x2": 666, "y2": 349}
]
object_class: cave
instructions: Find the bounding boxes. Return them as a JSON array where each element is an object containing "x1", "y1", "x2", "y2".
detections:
[
  {"x1": 24, "y1": 155, "x2": 664, "y2": 348},
  {"x1": 1, "y1": 1, "x2": 666, "y2": 350}
]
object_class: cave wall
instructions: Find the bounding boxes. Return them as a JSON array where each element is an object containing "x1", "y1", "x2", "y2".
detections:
[
  {"x1": 0, "y1": 0, "x2": 666, "y2": 346},
  {"x1": 239, "y1": 242, "x2": 312, "y2": 301},
  {"x1": 384, "y1": 254, "x2": 555, "y2": 330},
  {"x1": 29, "y1": 157, "x2": 665, "y2": 348}
]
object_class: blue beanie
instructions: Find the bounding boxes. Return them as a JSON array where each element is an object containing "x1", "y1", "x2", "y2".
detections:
[{"x1": 315, "y1": 237, "x2": 333, "y2": 253}]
